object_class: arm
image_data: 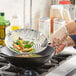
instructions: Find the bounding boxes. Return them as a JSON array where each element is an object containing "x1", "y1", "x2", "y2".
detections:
[
  {"x1": 70, "y1": 35, "x2": 76, "y2": 44},
  {"x1": 51, "y1": 21, "x2": 76, "y2": 46},
  {"x1": 66, "y1": 22, "x2": 76, "y2": 34}
]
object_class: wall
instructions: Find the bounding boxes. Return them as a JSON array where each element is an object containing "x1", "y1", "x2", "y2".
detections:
[
  {"x1": 0, "y1": 0, "x2": 24, "y2": 26},
  {"x1": 0, "y1": 0, "x2": 52, "y2": 29},
  {"x1": 25, "y1": 0, "x2": 51, "y2": 30}
]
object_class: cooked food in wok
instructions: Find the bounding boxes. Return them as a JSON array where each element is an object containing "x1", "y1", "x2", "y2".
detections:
[
  {"x1": 16, "y1": 54, "x2": 41, "y2": 57},
  {"x1": 10, "y1": 37, "x2": 35, "y2": 53}
]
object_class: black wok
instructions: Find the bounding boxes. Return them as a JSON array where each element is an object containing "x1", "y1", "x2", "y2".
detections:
[{"x1": 0, "y1": 46, "x2": 55, "y2": 67}]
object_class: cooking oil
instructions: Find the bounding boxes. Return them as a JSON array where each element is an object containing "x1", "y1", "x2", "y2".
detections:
[
  {"x1": 0, "y1": 12, "x2": 10, "y2": 46},
  {"x1": 0, "y1": 25, "x2": 6, "y2": 45}
]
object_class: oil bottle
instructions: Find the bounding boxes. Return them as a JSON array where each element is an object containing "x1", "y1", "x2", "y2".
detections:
[{"x1": 0, "y1": 12, "x2": 10, "y2": 46}]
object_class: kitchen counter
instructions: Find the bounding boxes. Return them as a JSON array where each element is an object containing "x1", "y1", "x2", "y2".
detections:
[{"x1": 45, "y1": 47, "x2": 76, "y2": 76}]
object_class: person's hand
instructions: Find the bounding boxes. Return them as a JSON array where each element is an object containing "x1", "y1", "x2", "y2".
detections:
[
  {"x1": 51, "y1": 22, "x2": 76, "y2": 46},
  {"x1": 50, "y1": 39, "x2": 66, "y2": 54},
  {"x1": 51, "y1": 26, "x2": 68, "y2": 47},
  {"x1": 55, "y1": 44, "x2": 65, "y2": 54},
  {"x1": 50, "y1": 36, "x2": 76, "y2": 54}
]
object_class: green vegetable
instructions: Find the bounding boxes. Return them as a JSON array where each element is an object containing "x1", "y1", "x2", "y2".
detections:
[
  {"x1": 28, "y1": 49, "x2": 36, "y2": 53},
  {"x1": 10, "y1": 47, "x2": 22, "y2": 53},
  {"x1": 24, "y1": 44, "x2": 32, "y2": 48},
  {"x1": 23, "y1": 41, "x2": 29, "y2": 44},
  {"x1": 24, "y1": 42, "x2": 34, "y2": 48},
  {"x1": 16, "y1": 40, "x2": 24, "y2": 49}
]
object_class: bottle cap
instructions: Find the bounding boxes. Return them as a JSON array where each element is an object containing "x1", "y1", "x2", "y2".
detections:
[
  {"x1": 59, "y1": 1, "x2": 71, "y2": 4},
  {"x1": 0, "y1": 12, "x2": 4, "y2": 16}
]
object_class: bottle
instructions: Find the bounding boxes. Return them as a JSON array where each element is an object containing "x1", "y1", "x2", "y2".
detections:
[
  {"x1": 0, "y1": 12, "x2": 7, "y2": 45},
  {"x1": 59, "y1": 0, "x2": 72, "y2": 22},
  {"x1": 50, "y1": 5, "x2": 64, "y2": 34},
  {"x1": 0, "y1": 13, "x2": 6, "y2": 25},
  {"x1": 5, "y1": 20, "x2": 11, "y2": 35},
  {"x1": 59, "y1": 0, "x2": 71, "y2": 9},
  {"x1": 11, "y1": 15, "x2": 21, "y2": 31}
]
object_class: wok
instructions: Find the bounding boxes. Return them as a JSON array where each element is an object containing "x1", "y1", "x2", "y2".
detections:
[
  {"x1": 3, "y1": 29, "x2": 55, "y2": 67},
  {"x1": 0, "y1": 46, "x2": 55, "y2": 67}
]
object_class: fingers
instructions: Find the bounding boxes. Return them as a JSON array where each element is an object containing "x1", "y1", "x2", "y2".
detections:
[
  {"x1": 55, "y1": 44, "x2": 65, "y2": 55},
  {"x1": 51, "y1": 38, "x2": 63, "y2": 46},
  {"x1": 50, "y1": 42, "x2": 65, "y2": 55}
]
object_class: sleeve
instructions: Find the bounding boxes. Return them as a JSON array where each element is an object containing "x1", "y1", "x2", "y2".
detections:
[
  {"x1": 70, "y1": 35, "x2": 76, "y2": 43},
  {"x1": 70, "y1": 35, "x2": 76, "y2": 49}
]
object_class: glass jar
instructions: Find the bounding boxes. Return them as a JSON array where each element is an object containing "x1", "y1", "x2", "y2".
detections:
[{"x1": 11, "y1": 15, "x2": 21, "y2": 31}]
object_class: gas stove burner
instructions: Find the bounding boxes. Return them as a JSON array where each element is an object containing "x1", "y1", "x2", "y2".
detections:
[{"x1": 18, "y1": 70, "x2": 39, "y2": 76}]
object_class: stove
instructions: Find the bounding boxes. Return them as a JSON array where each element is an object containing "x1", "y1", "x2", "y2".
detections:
[{"x1": 0, "y1": 46, "x2": 73, "y2": 76}]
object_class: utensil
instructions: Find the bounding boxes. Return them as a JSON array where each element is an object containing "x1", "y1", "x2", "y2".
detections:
[{"x1": 5, "y1": 29, "x2": 48, "y2": 54}]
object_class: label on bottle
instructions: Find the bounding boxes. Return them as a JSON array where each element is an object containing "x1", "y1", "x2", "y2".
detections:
[{"x1": 59, "y1": 0, "x2": 71, "y2": 4}]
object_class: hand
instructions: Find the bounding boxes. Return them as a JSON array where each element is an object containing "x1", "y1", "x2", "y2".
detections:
[
  {"x1": 50, "y1": 43, "x2": 66, "y2": 55},
  {"x1": 50, "y1": 36, "x2": 76, "y2": 54},
  {"x1": 55, "y1": 44, "x2": 66, "y2": 54},
  {"x1": 50, "y1": 41, "x2": 66, "y2": 55},
  {"x1": 51, "y1": 26, "x2": 68, "y2": 46}
]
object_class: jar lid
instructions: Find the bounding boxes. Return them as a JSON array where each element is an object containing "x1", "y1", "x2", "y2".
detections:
[{"x1": 59, "y1": 1, "x2": 71, "y2": 4}]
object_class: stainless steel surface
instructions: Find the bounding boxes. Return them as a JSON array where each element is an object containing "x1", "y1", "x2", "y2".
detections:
[
  {"x1": 5, "y1": 29, "x2": 48, "y2": 54},
  {"x1": 0, "y1": 47, "x2": 17, "y2": 56},
  {"x1": 45, "y1": 55, "x2": 76, "y2": 76}
]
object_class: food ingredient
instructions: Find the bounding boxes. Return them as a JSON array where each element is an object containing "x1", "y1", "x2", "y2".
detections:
[{"x1": 10, "y1": 37, "x2": 35, "y2": 53}]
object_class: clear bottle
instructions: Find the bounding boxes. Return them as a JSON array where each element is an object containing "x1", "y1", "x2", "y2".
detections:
[
  {"x1": 11, "y1": 15, "x2": 21, "y2": 31},
  {"x1": 59, "y1": 0, "x2": 72, "y2": 22},
  {"x1": 59, "y1": 0, "x2": 71, "y2": 9}
]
